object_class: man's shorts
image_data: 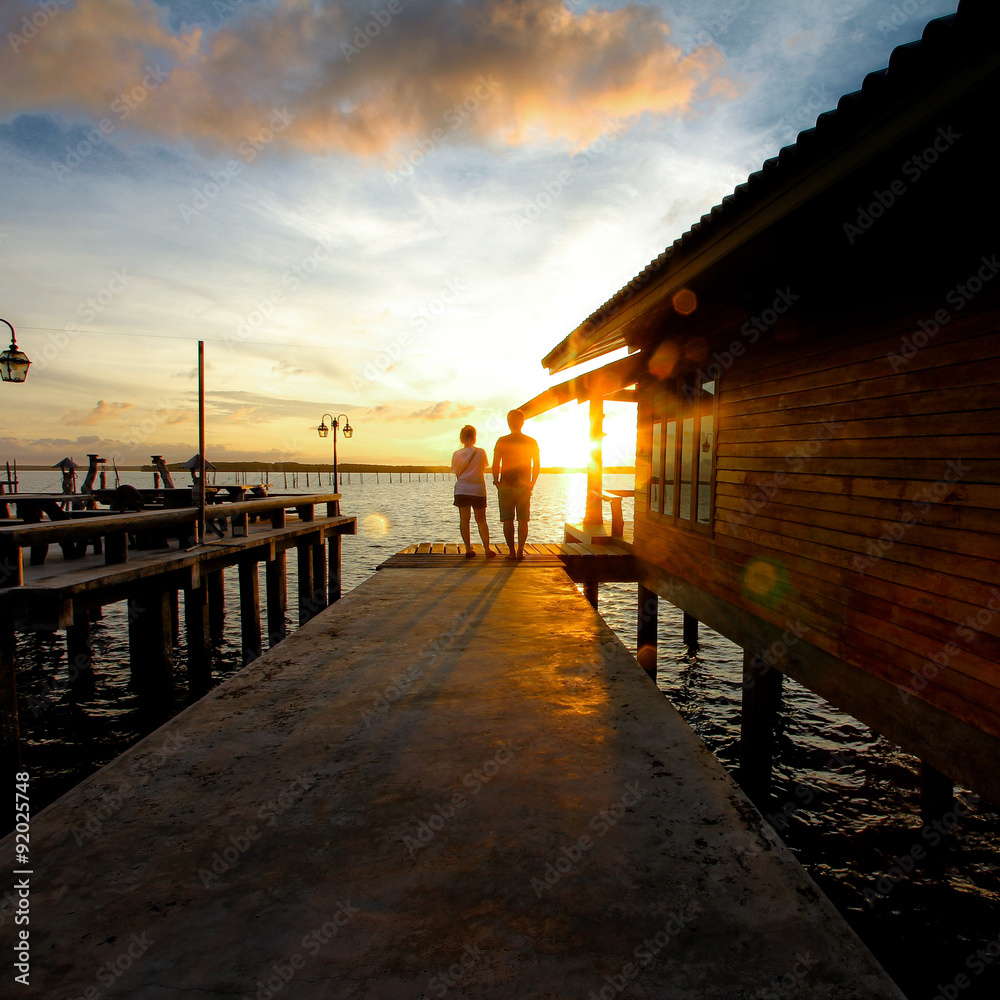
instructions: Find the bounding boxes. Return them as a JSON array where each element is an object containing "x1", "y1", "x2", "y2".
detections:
[{"x1": 497, "y1": 484, "x2": 531, "y2": 522}]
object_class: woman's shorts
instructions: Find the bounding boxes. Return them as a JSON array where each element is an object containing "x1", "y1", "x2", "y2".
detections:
[{"x1": 454, "y1": 494, "x2": 487, "y2": 510}]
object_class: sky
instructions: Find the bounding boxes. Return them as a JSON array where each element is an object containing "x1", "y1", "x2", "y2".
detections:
[{"x1": 0, "y1": 0, "x2": 959, "y2": 469}]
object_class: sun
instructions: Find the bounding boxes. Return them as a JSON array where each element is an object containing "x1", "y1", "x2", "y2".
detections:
[{"x1": 523, "y1": 402, "x2": 636, "y2": 470}]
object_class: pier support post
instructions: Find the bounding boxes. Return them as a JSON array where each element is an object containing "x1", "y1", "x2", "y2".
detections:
[
  {"x1": 311, "y1": 539, "x2": 327, "y2": 611},
  {"x1": 585, "y1": 397, "x2": 604, "y2": 525},
  {"x1": 185, "y1": 583, "x2": 212, "y2": 694},
  {"x1": 265, "y1": 553, "x2": 287, "y2": 647},
  {"x1": 920, "y1": 762, "x2": 954, "y2": 822},
  {"x1": 739, "y1": 648, "x2": 783, "y2": 803},
  {"x1": 206, "y1": 570, "x2": 225, "y2": 644},
  {"x1": 584, "y1": 579, "x2": 599, "y2": 609},
  {"x1": 0, "y1": 617, "x2": 19, "y2": 774},
  {"x1": 328, "y1": 534, "x2": 342, "y2": 604},
  {"x1": 128, "y1": 585, "x2": 174, "y2": 703},
  {"x1": 238, "y1": 559, "x2": 262, "y2": 666},
  {"x1": 65, "y1": 618, "x2": 96, "y2": 696},
  {"x1": 682, "y1": 612, "x2": 699, "y2": 649},
  {"x1": 297, "y1": 540, "x2": 316, "y2": 626},
  {"x1": 637, "y1": 585, "x2": 658, "y2": 680}
]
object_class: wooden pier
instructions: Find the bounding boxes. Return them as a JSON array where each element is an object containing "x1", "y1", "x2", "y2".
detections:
[
  {"x1": 0, "y1": 549, "x2": 904, "y2": 998},
  {"x1": 0, "y1": 494, "x2": 356, "y2": 771}
]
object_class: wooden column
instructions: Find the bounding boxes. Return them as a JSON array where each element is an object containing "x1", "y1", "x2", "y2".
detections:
[
  {"x1": 128, "y1": 585, "x2": 174, "y2": 702},
  {"x1": 238, "y1": 559, "x2": 262, "y2": 666},
  {"x1": 682, "y1": 612, "x2": 699, "y2": 649},
  {"x1": 920, "y1": 762, "x2": 954, "y2": 822},
  {"x1": 739, "y1": 648, "x2": 783, "y2": 803},
  {"x1": 185, "y1": 583, "x2": 212, "y2": 694},
  {"x1": 585, "y1": 396, "x2": 604, "y2": 525},
  {"x1": 328, "y1": 534, "x2": 343, "y2": 604},
  {"x1": 584, "y1": 579, "x2": 599, "y2": 609},
  {"x1": 637, "y1": 584, "x2": 658, "y2": 680},
  {"x1": 311, "y1": 538, "x2": 327, "y2": 611},
  {"x1": 297, "y1": 540, "x2": 316, "y2": 626},
  {"x1": 0, "y1": 617, "x2": 19, "y2": 775},
  {"x1": 65, "y1": 618, "x2": 96, "y2": 696},
  {"x1": 169, "y1": 589, "x2": 180, "y2": 646},
  {"x1": 265, "y1": 552, "x2": 287, "y2": 647},
  {"x1": 206, "y1": 569, "x2": 225, "y2": 644}
]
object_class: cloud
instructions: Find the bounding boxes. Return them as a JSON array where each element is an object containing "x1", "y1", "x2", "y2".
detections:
[
  {"x1": 271, "y1": 359, "x2": 306, "y2": 377},
  {"x1": 0, "y1": 0, "x2": 738, "y2": 156},
  {"x1": 408, "y1": 400, "x2": 475, "y2": 421},
  {"x1": 61, "y1": 399, "x2": 135, "y2": 426}
]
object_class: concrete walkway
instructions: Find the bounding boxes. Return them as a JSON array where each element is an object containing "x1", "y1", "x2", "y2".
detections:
[{"x1": 0, "y1": 563, "x2": 905, "y2": 999}]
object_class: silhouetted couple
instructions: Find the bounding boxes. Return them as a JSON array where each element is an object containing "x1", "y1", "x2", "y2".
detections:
[{"x1": 451, "y1": 409, "x2": 540, "y2": 560}]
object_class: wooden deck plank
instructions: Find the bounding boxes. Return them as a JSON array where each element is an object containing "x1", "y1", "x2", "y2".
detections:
[{"x1": 0, "y1": 566, "x2": 905, "y2": 1000}]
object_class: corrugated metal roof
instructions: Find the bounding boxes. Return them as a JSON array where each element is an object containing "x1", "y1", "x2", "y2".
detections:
[{"x1": 542, "y1": 0, "x2": 998, "y2": 373}]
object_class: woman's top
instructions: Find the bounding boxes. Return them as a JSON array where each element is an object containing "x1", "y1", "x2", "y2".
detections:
[{"x1": 451, "y1": 446, "x2": 488, "y2": 497}]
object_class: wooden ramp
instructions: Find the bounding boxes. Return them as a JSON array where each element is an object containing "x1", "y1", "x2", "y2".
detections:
[{"x1": 0, "y1": 563, "x2": 904, "y2": 999}]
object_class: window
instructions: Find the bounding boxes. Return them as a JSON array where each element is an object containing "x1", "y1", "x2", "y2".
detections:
[{"x1": 647, "y1": 373, "x2": 716, "y2": 529}]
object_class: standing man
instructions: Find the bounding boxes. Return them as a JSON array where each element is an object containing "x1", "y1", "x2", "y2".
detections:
[{"x1": 492, "y1": 409, "x2": 540, "y2": 560}]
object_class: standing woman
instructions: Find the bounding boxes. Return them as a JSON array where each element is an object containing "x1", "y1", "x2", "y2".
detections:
[{"x1": 451, "y1": 425, "x2": 496, "y2": 558}]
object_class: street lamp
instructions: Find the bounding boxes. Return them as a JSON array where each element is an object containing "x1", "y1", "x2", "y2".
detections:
[
  {"x1": 0, "y1": 318, "x2": 31, "y2": 383},
  {"x1": 317, "y1": 412, "x2": 353, "y2": 497}
]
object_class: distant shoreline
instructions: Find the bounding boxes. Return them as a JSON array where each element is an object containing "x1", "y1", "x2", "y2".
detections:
[{"x1": 14, "y1": 463, "x2": 636, "y2": 475}]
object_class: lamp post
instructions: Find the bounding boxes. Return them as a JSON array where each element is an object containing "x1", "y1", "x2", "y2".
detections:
[
  {"x1": 317, "y1": 413, "x2": 353, "y2": 504},
  {"x1": 0, "y1": 319, "x2": 31, "y2": 383}
]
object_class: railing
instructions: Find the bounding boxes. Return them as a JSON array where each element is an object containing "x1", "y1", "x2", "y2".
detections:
[{"x1": 0, "y1": 493, "x2": 342, "y2": 586}]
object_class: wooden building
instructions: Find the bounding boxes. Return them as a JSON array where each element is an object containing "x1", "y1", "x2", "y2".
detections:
[{"x1": 523, "y1": 1, "x2": 1000, "y2": 804}]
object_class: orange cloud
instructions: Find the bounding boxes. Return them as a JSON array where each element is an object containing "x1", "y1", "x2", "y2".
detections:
[
  {"x1": 0, "y1": 0, "x2": 737, "y2": 156},
  {"x1": 62, "y1": 399, "x2": 135, "y2": 426}
]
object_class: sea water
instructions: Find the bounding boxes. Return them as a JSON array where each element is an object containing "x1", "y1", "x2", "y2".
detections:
[{"x1": 8, "y1": 469, "x2": 999, "y2": 999}]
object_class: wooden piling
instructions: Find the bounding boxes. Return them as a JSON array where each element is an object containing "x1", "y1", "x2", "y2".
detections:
[
  {"x1": 265, "y1": 553, "x2": 287, "y2": 647},
  {"x1": 637, "y1": 584, "x2": 657, "y2": 680},
  {"x1": 297, "y1": 540, "x2": 316, "y2": 626},
  {"x1": 584, "y1": 579, "x2": 599, "y2": 609},
  {"x1": 128, "y1": 585, "x2": 174, "y2": 701},
  {"x1": 238, "y1": 559, "x2": 262, "y2": 666},
  {"x1": 206, "y1": 569, "x2": 225, "y2": 644},
  {"x1": 0, "y1": 616, "x2": 19, "y2": 773},
  {"x1": 65, "y1": 619, "x2": 95, "y2": 696},
  {"x1": 328, "y1": 534, "x2": 342, "y2": 604},
  {"x1": 311, "y1": 538, "x2": 327, "y2": 611},
  {"x1": 184, "y1": 583, "x2": 212, "y2": 694},
  {"x1": 920, "y1": 762, "x2": 954, "y2": 822},
  {"x1": 739, "y1": 648, "x2": 783, "y2": 803},
  {"x1": 683, "y1": 612, "x2": 699, "y2": 649}
]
